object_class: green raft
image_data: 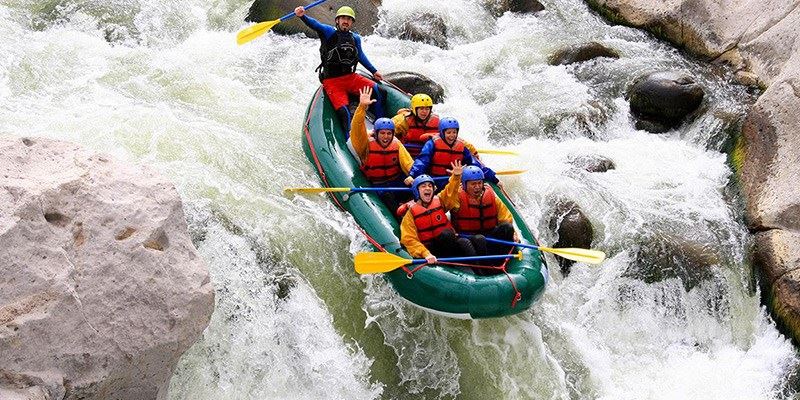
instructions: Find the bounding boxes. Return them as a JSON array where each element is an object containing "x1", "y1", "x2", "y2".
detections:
[{"x1": 301, "y1": 80, "x2": 548, "y2": 319}]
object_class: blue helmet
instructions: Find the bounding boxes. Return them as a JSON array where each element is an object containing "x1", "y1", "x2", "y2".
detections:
[
  {"x1": 374, "y1": 118, "x2": 395, "y2": 132},
  {"x1": 439, "y1": 117, "x2": 459, "y2": 135},
  {"x1": 461, "y1": 165, "x2": 484, "y2": 188},
  {"x1": 411, "y1": 174, "x2": 436, "y2": 200}
]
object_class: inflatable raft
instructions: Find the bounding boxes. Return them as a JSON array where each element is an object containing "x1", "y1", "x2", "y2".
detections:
[{"x1": 301, "y1": 80, "x2": 548, "y2": 319}]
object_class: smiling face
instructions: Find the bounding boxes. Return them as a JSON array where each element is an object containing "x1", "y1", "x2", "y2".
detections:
[
  {"x1": 465, "y1": 180, "x2": 484, "y2": 197},
  {"x1": 415, "y1": 106, "x2": 432, "y2": 120},
  {"x1": 376, "y1": 129, "x2": 394, "y2": 147},
  {"x1": 335, "y1": 16, "x2": 354, "y2": 31},
  {"x1": 442, "y1": 128, "x2": 458, "y2": 145},
  {"x1": 418, "y1": 182, "x2": 435, "y2": 203}
]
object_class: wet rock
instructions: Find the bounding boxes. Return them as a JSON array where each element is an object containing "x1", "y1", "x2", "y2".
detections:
[
  {"x1": 384, "y1": 71, "x2": 445, "y2": 103},
  {"x1": 567, "y1": 154, "x2": 616, "y2": 173},
  {"x1": 753, "y1": 230, "x2": 800, "y2": 344},
  {"x1": 549, "y1": 201, "x2": 594, "y2": 276},
  {"x1": 627, "y1": 71, "x2": 705, "y2": 133},
  {"x1": 245, "y1": 0, "x2": 381, "y2": 37},
  {"x1": 624, "y1": 232, "x2": 720, "y2": 291},
  {"x1": 397, "y1": 13, "x2": 448, "y2": 49},
  {"x1": 548, "y1": 41, "x2": 621, "y2": 66},
  {"x1": 0, "y1": 135, "x2": 214, "y2": 399},
  {"x1": 482, "y1": 0, "x2": 545, "y2": 17}
]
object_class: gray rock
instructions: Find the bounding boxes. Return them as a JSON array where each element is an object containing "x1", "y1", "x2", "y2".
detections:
[
  {"x1": 0, "y1": 136, "x2": 214, "y2": 399},
  {"x1": 482, "y1": 0, "x2": 545, "y2": 17},
  {"x1": 549, "y1": 201, "x2": 594, "y2": 276},
  {"x1": 397, "y1": 13, "x2": 448, "y2": 49},
  {"x1": 245, "y1": 0, "x2": 381, "y2": 37},
  {"x1": 625, "y1": 232, "x2": 721, "y2": 291},
  {"x1": 548, "y1": 41, "x2": 621, "y2": 65},
  {"x1": 753, "y1": 230, "x2": 800, "y2": 343},
  {"x1": 567, "y1": 154, "x2": 616, "y2": 173},
  {"x1": 384, "y1": 71, "x2": 446, "y2": 103},
  {"x1": 627, "y1": 71, "x2": 705, "y2": 132}
]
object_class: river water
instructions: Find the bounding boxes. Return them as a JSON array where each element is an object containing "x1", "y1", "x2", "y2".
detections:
[{"x1": 1, "y1": 0, "x2": 797, "y2": 398}]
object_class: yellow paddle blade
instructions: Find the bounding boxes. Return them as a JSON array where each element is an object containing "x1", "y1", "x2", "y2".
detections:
[
  {"x1": 476, "y1": 148, "x2": 519, "y2": 156},
  {"x1": 538, "y1": 247, "x2": 606, "y2": 264},
  {"x1": 495, "y1": 169, "x2": 528, "y2": 175},
  {"x1": 237, "y1": 19, "x2": 281, "y2": 45},
  {"x1": 284, "y1": 187, "x2": 351, "y2": 194},
  {"x1": 355, "y1": 252, "x2": 413, "y2": 274}
]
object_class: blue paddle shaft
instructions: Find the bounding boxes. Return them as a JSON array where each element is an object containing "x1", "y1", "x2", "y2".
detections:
[
  {"x1": 350, "y1": 187, "x2": 410, "y2": 193},
  {"x1": 460, "y1": 234, "x2": 539, "y2": 251},
  {"x1": 410, "y1": 253, "x2": 518, "y2": 265},
  {"x1": 279, "y1": 0, "x2": 330, "y2": 22}
]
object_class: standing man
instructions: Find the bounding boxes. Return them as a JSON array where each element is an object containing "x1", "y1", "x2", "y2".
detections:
[
  {"x1": 295, "y1": 5, "x2": 385, "y2": 133},
  {"x1": 350, "y1": 86, "x2": 414, "y2": 210}
]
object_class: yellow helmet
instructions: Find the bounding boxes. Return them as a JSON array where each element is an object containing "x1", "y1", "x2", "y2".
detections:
[
  {"x1": 336, "y1": 6, "x2": 356, "y2": 20},
  {"x1": 410, "y1": 94, "x2": 433, "y2": 116}
]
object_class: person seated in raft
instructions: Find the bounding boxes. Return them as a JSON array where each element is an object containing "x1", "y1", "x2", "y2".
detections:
[
  {"x1": 400, "y1": 160, "x2": 477, "y2": 265},
  {"x1": 391, "y1": 94, "x2": 481, "y2": 159},
  {"x1": 405, "y1": 117, "x2": 500, "y2": 191},
  {"x1": 294, "y1": 5, "x2": 385, "y2": 133},
  {"x1": 350, "y1": 86, "x2": 414, "y2": 210},
  {"x1": 452, "y1": 165, "x2": 519, "y2": 274}
]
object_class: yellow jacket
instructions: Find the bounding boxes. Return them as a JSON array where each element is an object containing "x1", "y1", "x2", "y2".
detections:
[
  {"x1": 351, "y1": 104, "x2": 413, "y2": 174},
  {"x1": 391, "y1": 109, "x2": 479, "y2": 156},
  {"x1": 451, "y1": 187, "x2": 514, "y2": 225},
  {"x1": 400, "y1": 173, "x2": 461, "y2": 258}
]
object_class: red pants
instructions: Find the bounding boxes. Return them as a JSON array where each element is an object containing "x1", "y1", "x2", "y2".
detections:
[{"x1": 322, "y1": 73, "x2": 376, "y2": 110}]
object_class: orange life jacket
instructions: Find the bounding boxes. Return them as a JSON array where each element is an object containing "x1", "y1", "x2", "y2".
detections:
[
  {"x1": 451, "y1": 186, "x2": 499, "y2": 234},
  {"x1": 403, "y1": 114, "x2": 439, "y2": 157},
  {"x1": 409, "y1": 197, "x2": 452, "y2": 244},
  {"x1": 430, "y1": 137, "x2": 466, "y2": 176},
  {"x1": 360, "y1": 139, "x2": 402, "y2": 184}
]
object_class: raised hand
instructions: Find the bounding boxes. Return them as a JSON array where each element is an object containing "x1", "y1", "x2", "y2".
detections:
[
  {"x1": 447, "y1": 159, "x2": 463, "y2": 176},
  {"x1": 359, "y1": 86, "x2": 376, "y2": 107}
]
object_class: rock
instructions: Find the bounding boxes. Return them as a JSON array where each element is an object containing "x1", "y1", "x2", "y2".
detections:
[
  {"x1": 384, "y1": 71, "x2": 446, "y2": 103},
  {"x1": 753, "y1": 230, "x2": 800, "y2": 343},
  {"x1": 625, "y1": 232, "x2": 721, "y2": 291},
  {"x1": 397, "y1": 13, "x2": 448, "y2": 49},
  {"x1": 567, "y1": 154, "x2": 616, "y2": 173},
  {"x1": 482, "y1": 0, "x2": 544, "y2": 17},
  {"x1": 548, "y1": 41, "x2": 621, "y2": 65},
  {"x1": 245, "y1": 0, "x2": 381, "y2": 37},
  {"x1": 0, "y1": 136, "x2": 214, "y2": 399},
  {"x1": 737, "y1": 79, "x2": 800, "y2": 232},
  {"x1": 627, "y1": 71, "x2": 705, "y2": 132},
  {"x1": 549, "y1": 201, "x2": 594, "y2": 276}
]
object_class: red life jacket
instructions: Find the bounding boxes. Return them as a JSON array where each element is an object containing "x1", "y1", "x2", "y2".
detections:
[
  {"x1": 403, "y1": 114, "x2": 439, "y2": 157},
  {"x1": 451, "y1": 185, "x2": 499, "y2": 234},
  {"x1": 410, "y1": 197, "x2": 452, "y2": 245},
  {"x1": 360, "y1": 139, "x2": 402, "y2": 184},
  {"x1": 430, "y1": 137, "x2": 466, "y2": 176}
]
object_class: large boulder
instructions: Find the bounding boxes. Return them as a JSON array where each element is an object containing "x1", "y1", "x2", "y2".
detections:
[
  {"x1": 397, "y1": 13, "x2": 448, "y2": 49},
  {"x1": 0, "y1": 136, "x2": 214, "y2": 399},
  {"x1": 245, "y1": 0, "x2": 381, "y2": 36},
  {"x1": 753, "y1": 230, "x2": 800, "y2": 342},
  {"x1": 482, "y1": 0, "x2": 545, "y2": 17},
  {"x1": 624, "y1": 232, "x2": 721, "y2": 291},
  {"x1": 627, "y1": 71, "x2": 705, "y2": 133},
  {"x1": 567, "y1": 154, "x2": 616, "y2": 173},
  {"x1": 384, "y1": 71, "x2": 446, "y2": 103},
  {"x1": 549, "y1": 201, "x2": 594, "y2": 276},
  {"x1": 548, "y1": 41, "x2": 620, "y2": 65}
]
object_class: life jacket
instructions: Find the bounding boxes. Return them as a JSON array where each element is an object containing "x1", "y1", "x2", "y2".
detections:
[
  {"x1": 403, "y1": 114, "x2": 439, "y2": 157},
  {"x1": 409, "y1": 197, "x2": 452, "y2": 245},
  {"x1": 317, "y1": 30, "x2": 358, "y2": 79},
  {"x1": 430, "y1": 137, "x2": 466, "y2": 176},
  {"x1": 360, "y1": 139, "x2": 402, "y2": 184},
  {"x1": 451, "y1": 185, "x2": 499, "y2": 234}
]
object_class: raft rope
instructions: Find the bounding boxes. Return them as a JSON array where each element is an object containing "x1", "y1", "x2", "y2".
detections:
[{"x1": 400, "y1": 255, "x2": 522, "y2": 308}]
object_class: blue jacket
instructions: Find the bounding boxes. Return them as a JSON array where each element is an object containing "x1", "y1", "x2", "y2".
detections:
[
  {"x1": 409, "y1": 139, "x2": 499, "y2": 184},
  {"x1": 300, "y1": 15, "x2": 377, "y2": 74}
]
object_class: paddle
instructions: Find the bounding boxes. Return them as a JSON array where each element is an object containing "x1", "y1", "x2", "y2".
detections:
[
  {"x1": 461, "y1": 234, "x2": 605, "y2": 264},
  {"x1": 237, "y1": 0, "x2": 329, "y2": 45},
  {"x1": 355, "y1": 251, "x2": 523, "y2": 274},
  {"x1": 284, "y1": 186, "x2": 410, "y2": 194}
]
